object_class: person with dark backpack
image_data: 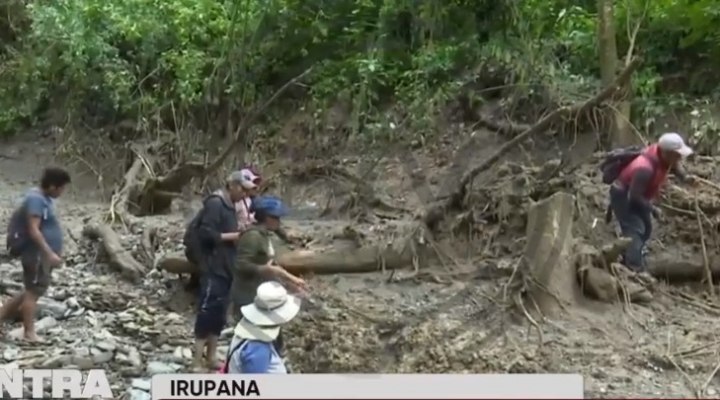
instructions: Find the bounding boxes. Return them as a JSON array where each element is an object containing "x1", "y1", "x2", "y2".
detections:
[
  {"x1": 601, "y1": 133, "x2": 696, "y2": 272},
  {"x1": 191, "y1": 171, "x2": 247, "y2": 371},
  {"x1": 0, "y1": 167, "x2": 70, "y2": 342}
]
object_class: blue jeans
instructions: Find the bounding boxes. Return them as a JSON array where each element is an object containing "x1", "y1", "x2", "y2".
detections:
[{"x1": 609, "y1": 186, "x2": 652, "y2": 271}]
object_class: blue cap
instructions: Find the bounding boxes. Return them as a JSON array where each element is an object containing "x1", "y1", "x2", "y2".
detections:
[{"x1": 251, "y1": 196, "x2": 288, "y2": 218}]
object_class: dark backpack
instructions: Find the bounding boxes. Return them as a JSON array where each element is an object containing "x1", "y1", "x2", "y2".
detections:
[
  {"x1": 182, "y1": 194, "x2": 222, "y2": 262},
  {"x1": 6, "y1": 196, "x2": 49, "y2": 258},
  {"x1": 599, "y1": 146, "x2": 656, "y2": 184},
  {"x1": 6, "y1": 211, "x2": 27, "y2": 258}
]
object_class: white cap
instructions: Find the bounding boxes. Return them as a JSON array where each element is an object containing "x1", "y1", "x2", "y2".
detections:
[
  {"x1": 229, "y1": 168, "x2": 260, "y2": 189},
  {"x1": 658, "y1": 133, "x2": 693, "y2": 157}
]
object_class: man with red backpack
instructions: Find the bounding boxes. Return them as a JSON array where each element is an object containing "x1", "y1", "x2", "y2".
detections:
[{"x1": 601, "y1": 133, "x2": 696, "y2": 272}]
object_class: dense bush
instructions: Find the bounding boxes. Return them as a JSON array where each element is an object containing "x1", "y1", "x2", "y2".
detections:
[{"x1": 0, "y1": 0, "x2": 719, "y2": 138}]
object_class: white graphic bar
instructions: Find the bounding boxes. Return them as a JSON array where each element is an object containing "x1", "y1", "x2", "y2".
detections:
[{"x1": 151, "y1": 374, "x2": 584, "y2": 399}]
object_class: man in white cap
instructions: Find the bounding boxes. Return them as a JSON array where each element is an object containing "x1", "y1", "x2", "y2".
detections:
[{"x1": 609, "y1": 132, "x2": 696, "y2": 272}]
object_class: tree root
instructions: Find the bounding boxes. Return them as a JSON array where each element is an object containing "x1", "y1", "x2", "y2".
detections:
[
  {"x1": 503, "y1": 190, "x2": 651, "y2": 338},
  {"x1": 111, "y1": 70, "x2": 312, "y2": 217},
  {"x1": 136, "y1": 227, "x2": 158, "y2": 267},
  {"x1": 82, "y1": 224, "x2": 148, "y2": 282},
  {"x1": 422, "y1": 57, "x2": 643, "y2": 231},
  {"x1": 280, "y1": 161, "x2": 409, "y2": 218},
  {"x1": 108, "y1": 156, "x2": 145, "y2": 224}
]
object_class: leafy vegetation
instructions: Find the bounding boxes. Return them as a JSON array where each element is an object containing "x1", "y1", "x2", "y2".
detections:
[{"x1": 1, "y1": 0, "x2": 720, "y2": 144}]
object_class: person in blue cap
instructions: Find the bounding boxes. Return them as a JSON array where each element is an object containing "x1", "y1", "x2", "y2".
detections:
[{"x1": 231, "y1": 195, "x2": 307, "y2": 356}]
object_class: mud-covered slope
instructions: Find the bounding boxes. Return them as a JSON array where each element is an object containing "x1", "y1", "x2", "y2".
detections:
[{"x1": 2, "y1": 137, "x2": 720, "y2": 399}]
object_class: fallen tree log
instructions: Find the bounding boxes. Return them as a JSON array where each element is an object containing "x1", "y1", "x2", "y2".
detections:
[
  {"x1": 648, "y1": 255, "x2": 720, "y2": 283},
  {"x1": 423, "y1": 57, "x2": 643, "y2": 231},
  {"x1": 82, "y1": 224, "x2": 148, "y2": 282},
  {"x1": 157, "y1": 225, "x2": 429, "y2": 276},
  {"x1": 156, "y1": 252, "x2": 195, "y2": 275}
]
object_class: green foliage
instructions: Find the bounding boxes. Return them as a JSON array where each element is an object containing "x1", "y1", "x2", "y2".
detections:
[{"x1": 1, "y1": 0, "x2": 720, "y2": 138}]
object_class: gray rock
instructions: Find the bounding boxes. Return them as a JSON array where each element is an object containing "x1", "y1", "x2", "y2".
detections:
[
  {"x1": 92, "y1": 351, "x2": 114, "y2": 365},
  {"x1": 71, "y1": 355, "x2": 94, "y2": 369},
  {"x1": 131, "y1": 379, "x2": 152, "y2": 392},
  {"x1": 36, "y1": 297, "x2": 69, "y2": 319},
  {"x1": 128, "y1": 389, "x2": 152, "y2": 400},
  {"x1": 127, "y1": 347, "x2": 143, "y2": 368},
  {"x1": 94, "y1": 340, "x2": 117, "y2": 352},
  {"x1": 146, "y1": 361, "x2": 182, "y2": 375},
  {"x1": 40, "y1": 355, "x2": 72, "y2": 369},
  {"x1": 2, "y1": 347, "x2": 18, "y2": 361},
  {"x1": 7, "y1": 316, "x2": 57, "y2": 340},
  {"x1": 74, "y1": 348, "x2": 91, "y2": 357}
]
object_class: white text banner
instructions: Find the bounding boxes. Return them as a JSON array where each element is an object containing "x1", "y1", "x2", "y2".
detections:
[{"x1": 151, "y1": 373, "x2": 583, "y2": 399}]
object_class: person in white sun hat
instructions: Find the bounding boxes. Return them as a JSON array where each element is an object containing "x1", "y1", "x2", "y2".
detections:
[
  {"x1": 222, "y1": 281, "x2": 301, "y2": 374},
  {"x1": 607, "y1": 132, "x2": 697, "y2": 273}
]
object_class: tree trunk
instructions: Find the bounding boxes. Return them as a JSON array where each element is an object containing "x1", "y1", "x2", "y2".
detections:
[
  {"x1": 597, "y1": 0, "x2": 617, "y2": 89},
  {"x1": 598, "y1": 0, "x2": 636, "y2": 147},
  {"x1": 522, "y1": 192, "x2": 579, "y2": 314}
]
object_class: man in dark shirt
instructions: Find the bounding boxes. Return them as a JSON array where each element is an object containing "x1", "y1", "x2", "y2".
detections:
[
  {"x1": 610, "y1": 133, "x2": 696, "y2": 272},
  {"x1": 0, "y1": 167, "x2": 70, "y2": 342},
  {"x1": 192, "y1": 171, "x2": 246, "y2": 371}
]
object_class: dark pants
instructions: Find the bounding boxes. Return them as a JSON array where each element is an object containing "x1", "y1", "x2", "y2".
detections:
[
  {"x1": 21, "y1": 250, "x2": 51, "y2": 297},
  {"x1": 194, "y1": 273, "x2": 231, "y2": 339},
  {"x1": 609, "y1": 185, "x2": 652, "y2": 271},
  {"x1": 184, "y1": 247, "x2": 202, "y2": 293}
]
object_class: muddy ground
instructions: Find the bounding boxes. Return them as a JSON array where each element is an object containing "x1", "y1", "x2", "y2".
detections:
[{"x1": 1, "y1": 130, "x2": 720, "y2": 399}]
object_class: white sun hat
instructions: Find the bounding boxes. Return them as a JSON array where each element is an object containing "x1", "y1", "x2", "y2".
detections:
[{"x1": 234, "y1": 281, "x2": 301, "y2": 342}]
